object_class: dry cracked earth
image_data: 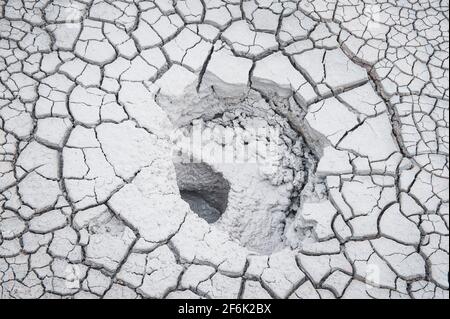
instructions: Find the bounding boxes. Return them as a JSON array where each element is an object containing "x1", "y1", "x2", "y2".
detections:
[{"x1": 0, "y1": 0, "x2": 449, "y2": 300}]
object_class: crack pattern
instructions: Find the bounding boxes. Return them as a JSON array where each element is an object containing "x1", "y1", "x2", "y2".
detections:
[{"x1": 0, "y1": 0, "x2": 448, "y2": 299}]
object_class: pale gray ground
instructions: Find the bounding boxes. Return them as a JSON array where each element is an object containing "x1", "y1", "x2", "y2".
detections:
[{"x1": 0, "y1": 0, "x2": 448, "y2": 299}]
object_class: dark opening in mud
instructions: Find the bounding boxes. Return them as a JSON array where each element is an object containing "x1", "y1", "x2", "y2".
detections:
[
  {"x1": 174, "y1": 162, "x2": 230, "y2": 224},
  {"x1": 167, "y1": 93, "x2": 324, "y2": 253}
]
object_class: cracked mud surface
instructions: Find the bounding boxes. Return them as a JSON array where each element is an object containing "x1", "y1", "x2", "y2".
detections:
[{"x1": 0, "y1": 0, "x2": 448, "y2": 299}]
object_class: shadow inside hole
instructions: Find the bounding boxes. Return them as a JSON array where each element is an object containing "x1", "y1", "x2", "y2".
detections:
[
  {"x1": 180, "y1": 191, "x2": 222, "y2": 223},
  {"x1": 174, "y1": 162, "x2": 230, "y2": 224}
]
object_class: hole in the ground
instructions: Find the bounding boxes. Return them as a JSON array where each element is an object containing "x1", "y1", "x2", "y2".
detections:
[
  {"x1": 175, "y1": 162, "x2": 230, "y2": 224},
  {"x1": 167, "y1": 92, "x2": 323, "y2": 255}
]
